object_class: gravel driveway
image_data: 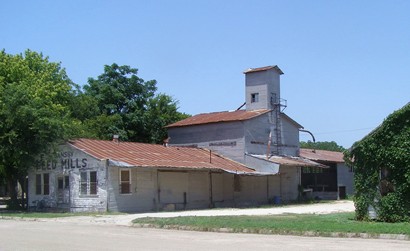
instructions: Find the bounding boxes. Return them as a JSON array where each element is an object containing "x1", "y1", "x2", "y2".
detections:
[{"x1": 47, "y1": 200, "x2": 355, "y2": 226}]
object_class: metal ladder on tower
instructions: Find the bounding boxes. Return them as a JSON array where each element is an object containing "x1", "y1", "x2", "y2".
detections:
[{"x1": 271, "y1": 93, "x2": 287, "y2": 155}]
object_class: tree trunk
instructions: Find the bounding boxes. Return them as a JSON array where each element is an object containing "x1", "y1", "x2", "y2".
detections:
[{"x1": 6, "y1": 176, "x2": 20, "y2": 209}]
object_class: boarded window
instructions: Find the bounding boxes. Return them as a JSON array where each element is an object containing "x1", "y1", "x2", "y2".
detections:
[
  {"x1": 90, "y1": 171, "x2": 97, "y2": 195},
  {"x1": 35, "y1": 174, "x2": 42, "y2": 195},
  {"x1": 120, "y1": 169, "x2": 131, "y2": 194},
  {"x1": 43, "y1": 173, "x2": 50, "y2": 195}
]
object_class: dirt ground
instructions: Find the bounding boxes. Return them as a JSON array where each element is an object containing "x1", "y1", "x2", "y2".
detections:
[{"x1": 43, "y1": 200, "x2": 355, "y2": 226}]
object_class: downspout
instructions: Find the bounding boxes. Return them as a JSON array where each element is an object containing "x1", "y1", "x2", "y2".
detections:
[{"x1": 209, "y1": 171, "x2": 213, "y2": 208}]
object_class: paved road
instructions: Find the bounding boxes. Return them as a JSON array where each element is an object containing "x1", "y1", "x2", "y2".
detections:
[{"x1": 0, "y1": 220, "x2": 409, "y2": 251}]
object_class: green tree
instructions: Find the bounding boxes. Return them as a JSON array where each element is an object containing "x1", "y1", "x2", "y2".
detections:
[
  {"x1": 0, "y1": 50, "x2": 76, "y2": 208},
  {"x1": 82, "y1": 63, "x2": 188, "y2": 143},
  {"x1": 300, "y1": 141, "x2": 345, "y2": 152},
  {"x1": 143, "y1": 94, "x2": 190, "y2": 143}
]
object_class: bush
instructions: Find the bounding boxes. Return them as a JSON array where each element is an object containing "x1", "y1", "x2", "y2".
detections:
[{"x1": 346, "y1": 103, "x2": 410, "y2": 222}]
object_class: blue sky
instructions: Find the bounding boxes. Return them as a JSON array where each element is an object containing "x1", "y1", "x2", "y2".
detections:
[{"x1": 2, "y1": 1, "x2": 409, "y2": 148}]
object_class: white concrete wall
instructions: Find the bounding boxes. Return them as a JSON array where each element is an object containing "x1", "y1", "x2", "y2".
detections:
[{"x1": 28, "y1": 145, "x2": 108, "y2": 212}]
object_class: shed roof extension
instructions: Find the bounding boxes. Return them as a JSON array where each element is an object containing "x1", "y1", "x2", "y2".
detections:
[
  {"x1": 250, "y1": 154, "x2": 326, "y2": 168},
  {"x1": 299, "y1": 148, "x2": 344, "y2": 163},
  {"x1": 69, "y1": 138, "x2": 254, "y2": 174}
]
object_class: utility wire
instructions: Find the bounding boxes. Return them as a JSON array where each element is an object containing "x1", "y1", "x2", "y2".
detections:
[{"x1": 313, "y1": 127, "x2": 375, "y2": 135}]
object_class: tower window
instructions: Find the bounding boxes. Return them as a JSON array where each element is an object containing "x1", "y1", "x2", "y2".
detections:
[{"x1": 251, "y1": 93, "x2": 259, "y2": 103}]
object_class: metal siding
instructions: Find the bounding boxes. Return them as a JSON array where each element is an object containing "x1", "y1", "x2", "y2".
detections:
[
  {"x1": 234, "y1": 176, "x2": 268, "y2": 206},
  {"x1": 168, "y1": 121, "x2": 244, "y2": 144},
  {"x1": 281, "y1": 118, "x2": 300, "y2": 156},
  {"x1": 158, "y1": 171, "x2": 188, "y2": 204},
  {"x1": 187, "y1": 171, "x2": 209, "y2": 208},
  {"x1": 211, "y1": 173, "x2": 224, "y2": 202},
  {"x1": 168, "y1": 121, "x2": 246, "y2": 164},
  {"x1": 268, "y1": 175, "x2": 281, "y2": 200},
  {"x1": 279, "y1": 166, "x2": 300, "y2": 202},
  {"x1": 245, "y1": 68, "x2": 281, "y2": 111},
  {"x1": 244, "y1": 115, "x2": 270, "y2": 155},
  {"x1": 337, "y1": 163, "x2": 355, "y2": 195}
]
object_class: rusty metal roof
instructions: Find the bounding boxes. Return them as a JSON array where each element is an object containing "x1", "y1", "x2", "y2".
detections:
[
  {"x1": 249, "y1": 154, "x2": 326, "y2": 168},
  {"x1": 267, "y1": 155, "x2": 326, "y2": 167},
  {"x1": 166, "y1": 109, "x2": 303, "y2": 129},
  {"x1": 300, "y1": 148, "x2": 344, "y2": 163},
  {"x1": 243, "y1": 65, "x2": 284, "y2": 75},
  {"x1": 69, "y1": 138, "x2": 254, "y2": 173},
  {"x1": 166, "y1": 109, "x2": 271, "y2": 128}
]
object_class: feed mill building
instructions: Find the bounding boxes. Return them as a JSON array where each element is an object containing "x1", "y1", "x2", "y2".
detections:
[{"x1": 28, "y1": 65, "x2": 353, "y2": 212}]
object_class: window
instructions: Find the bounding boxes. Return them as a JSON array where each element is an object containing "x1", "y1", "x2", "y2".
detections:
[
  {"x1": 64, "y1": 175, "x2": 70, "y2": 189},
  {"x1": 36, "y1": 173, "x2": 50, "y2": 195},
  {"x1": 80, "y1": 172, "x2": 87, "y2": 195},
  {"x1": 90, "y1": 171, "x2": 97, "y2": 195},
  {"x1": 80, "y1": 171, "x2": 98, "y2": 196},
  {"x1": 58, "y1": 176, "x2": 70, "y2": 190},
  {"x1": 302, "y1": 167, "x2": 323, "y2": 174},
  {"x1": 120, "y1": 169, "x2": 131, "y2": 194},
  {"x1": 251, "y1": 93, "x2": 259, "y2": 103},
  {"x1": 58, "y1": 177, "x2": 64, "y2": 190}
]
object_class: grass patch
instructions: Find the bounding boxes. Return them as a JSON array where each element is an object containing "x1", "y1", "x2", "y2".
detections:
[{"x1": 133, "y1": 212, "x2": 410, "y2": 236}]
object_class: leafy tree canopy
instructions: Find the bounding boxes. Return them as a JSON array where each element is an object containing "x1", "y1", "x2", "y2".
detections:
[
  {"x1": 300, "y1": 141, "x2": 345, "y2": 152},
  {"x1": 80, "y1": 63, "x2": 189, "y2": 143},
  {"x1": 0, "y1": 50, "x2": 77, "y2": 207},
  {"x1": 345, "y1": 103, "x2": 410, "y2": 222}
]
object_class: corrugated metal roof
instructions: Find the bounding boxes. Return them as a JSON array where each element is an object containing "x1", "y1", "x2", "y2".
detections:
[
  {"x1": 69, "y1": 138, "x2": 254, "y2": 173},
  {"x1": 166, "y1": 109, "x2": 303, "y2": 129},
  {"x1": 166, "y1": 109, "x2": 271, "y2": 128},
  {"x1": 251, "y1": 154, "x2": 326, "y2": 168},
  {"x1": 243, "y1": 65, "x2": 284, "y2": 75},
  {"x1": 300, "y1": 148, "x2": 344, "y2": 163}
]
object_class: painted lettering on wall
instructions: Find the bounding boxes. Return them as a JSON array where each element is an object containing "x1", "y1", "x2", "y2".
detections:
[
  {"x1": 36, "y1": 152, "x2": 87, "y2": 171},
  {"x1": 209, "y1": 141, "x2": 237, "y2": 147}
]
